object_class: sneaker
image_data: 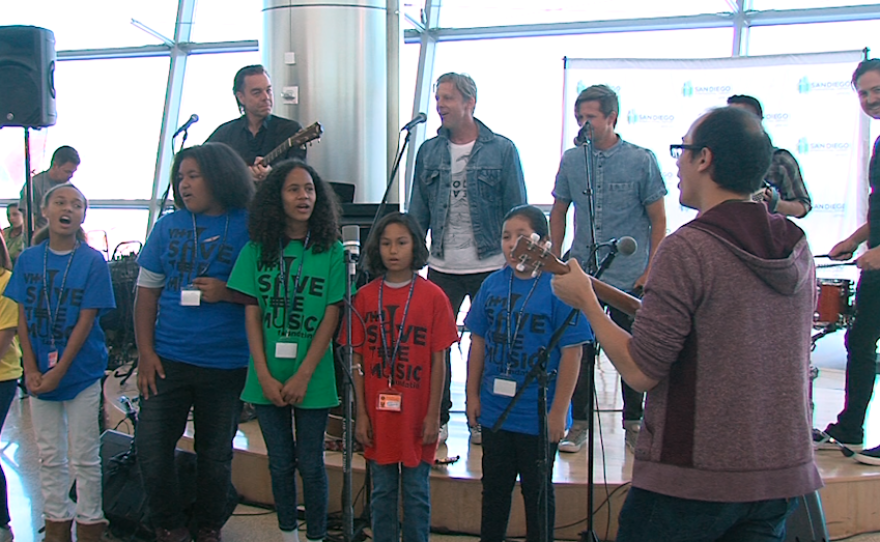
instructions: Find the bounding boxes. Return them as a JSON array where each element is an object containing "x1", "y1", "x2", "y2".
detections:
[
  {"x1": 469, "y1": 425, "x2": 482, "y2": 445},
  {"x1": 0, "y1": 525, "x2": 12, "y2": 542},
  {"x1": 438, "y1": 424, "x2": 448, "y2": 446},
  {"x1": 853, "y1": 443, "x2": 880, "y2": 466},
  {"x1": 624, "y1": 420, "x2": 641, "y2": 452},
  {"x1": 558, "y1": 420, "x2": 588, "y2": 453},
  {"x1": 813, "y1": 426, "x2": 863, "y2": 452}
]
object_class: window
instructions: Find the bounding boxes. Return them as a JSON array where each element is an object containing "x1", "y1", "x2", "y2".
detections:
[{"x1": 190, "y1": 0, "x2": 262, "y2": 43}]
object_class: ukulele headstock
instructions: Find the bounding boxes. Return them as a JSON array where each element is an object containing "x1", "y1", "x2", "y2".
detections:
[{"x1": 511, "y1": 235, "x2": 569, "y2": 276}]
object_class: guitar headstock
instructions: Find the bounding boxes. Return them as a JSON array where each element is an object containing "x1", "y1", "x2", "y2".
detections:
[
  {"x1": 511, "y1": 235, "x2": 570, "y2": 276},
  {"x1": 290, "y1": 122, "x2": 324, "y2": 147}
]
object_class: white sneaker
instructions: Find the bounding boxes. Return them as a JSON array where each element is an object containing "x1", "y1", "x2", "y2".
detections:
[
  {"x1": 624, "y1": 420, "x2": 641, "y2": 452},
  {"x1": 558, "y1": 420, "x2": 588, "y2": 453},
  {"x1": 438, "y1": 423, "x2": 449, "y2": 445},
  {"x1": 469, "y1": 425, "x2": 482, "y2": 445}
]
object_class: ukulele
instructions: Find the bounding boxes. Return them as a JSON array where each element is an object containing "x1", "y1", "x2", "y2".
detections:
[
  {"x1": 511, "y1": 235, "x2": 642, "y2": 317},
  {"x1": 260, "y1": 121, "x2": 324, "y2": 166}
]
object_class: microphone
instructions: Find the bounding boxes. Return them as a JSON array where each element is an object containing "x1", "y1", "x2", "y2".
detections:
[
  {"x1": 401, "y1": 112, "x2": 427, "y2": 132},
  {"x1": 118, "y1": 395, "x2": 138, "y2": 425},
  {"x1": 172, "y1": 114, "x2": 199, "y2": 138},
  {"x1": 596, "y1": 236, "x2": 637, "y2": 256},
  {"x1": 341, "y1": 225, "x2": 360, "y2": 277},
  {"x1": 574, "y1": 120, "x2": 591, "y2": 146}
]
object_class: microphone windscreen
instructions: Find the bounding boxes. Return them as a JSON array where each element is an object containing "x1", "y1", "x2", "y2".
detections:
[
  {"x1": 342, "y1": 225, "x2": 360, "y2": 244},
  {"x1": 618, "y1": 236, "x2": 637, "y2": 256}
]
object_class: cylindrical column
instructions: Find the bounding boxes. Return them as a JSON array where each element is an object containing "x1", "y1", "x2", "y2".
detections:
[{"x1": 264, "y1": 0, "x2": 388, "y2": 203}]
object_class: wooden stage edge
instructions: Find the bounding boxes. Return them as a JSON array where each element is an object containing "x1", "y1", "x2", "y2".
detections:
[{"x1": 103, "y1": 364, "x2": 880, "y2": 541}]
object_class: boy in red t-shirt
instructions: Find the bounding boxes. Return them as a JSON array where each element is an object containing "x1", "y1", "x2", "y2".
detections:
[{"x1": 351, "y1": 212, "x2": 458, "y2": 542}]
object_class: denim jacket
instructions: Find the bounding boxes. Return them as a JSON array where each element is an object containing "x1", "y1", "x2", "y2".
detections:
[{"x1": 408, "y1": 118, "x2": 527, "y2": 260}]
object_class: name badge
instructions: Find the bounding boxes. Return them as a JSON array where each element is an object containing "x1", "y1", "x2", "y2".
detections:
[
  {"x1": 47, "y1": 349, "x2": 58, "y2": 368},
  {"x1": 275, "y1": 342, "x2": 298, "y2": 359},
  {"x1": 493, "y1": 377, "x2": 517, "y2": 397},
  {"x1": 180, "y1": 287, "x2": 201, "y2": 306},
  {"x1": 377, "y1": 392, "x2": 403, "y2": 412}
]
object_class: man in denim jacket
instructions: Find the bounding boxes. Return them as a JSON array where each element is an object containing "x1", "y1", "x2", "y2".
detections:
[
  {"x1": 550, "y1": 85, "x2": 667, "y2": 454},
  {"x1": 408, "y1": 72, "x2": 527, "y2": 444}
]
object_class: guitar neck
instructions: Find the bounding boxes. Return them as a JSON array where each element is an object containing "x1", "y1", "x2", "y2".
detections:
[
  {"x1": 262, "y1": 139, "x2": 295, "y2": 165},
  {"x1": 588, "y1": 276, "x2": 641, "y2": 317}
]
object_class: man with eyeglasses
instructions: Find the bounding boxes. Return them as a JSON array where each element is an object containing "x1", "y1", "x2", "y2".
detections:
[
  {"x1": 553, "y1": 106, "x2": 821, "y2": 542},
  {"x1": 727, "y1": 94, "x2": 812, "y2": 219},
  {"x1": 550, "y1": 84, "x2": 667, "y2": 453},
  {"x1": 815, "y1": 58, "x2": 880, "y2": 463}
]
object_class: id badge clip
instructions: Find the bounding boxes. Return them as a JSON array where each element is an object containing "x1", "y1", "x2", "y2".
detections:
[
  {"x1": 493, "y1": 377, "x2": 517, "y2": 397},
  {"x1": 180, "y1": 285, "x2": 202, "y2": 307},
  {"x1": 275, "y1": 338, "x2": 298, "y2": 360},
  {"x1": 377, "y1": 389, "x2": 403, "y2": 412},
  {"x1": 47, "y1": 349, "x2": 58, "y2": 368}
]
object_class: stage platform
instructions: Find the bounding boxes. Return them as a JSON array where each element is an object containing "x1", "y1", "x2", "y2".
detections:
[{"x1": 104, "y1": 350, "x2": 880, "y2": 542}]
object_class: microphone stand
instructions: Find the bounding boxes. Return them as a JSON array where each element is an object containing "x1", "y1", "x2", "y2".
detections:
[
  {"x1": 577, "y1": 123, "x2": 599, "y2": 272},
  {"x1": 23, "y1": 127, "x2": 35, "y2": 245},
  {"x1": 342, "y1": 243, "x2": 358, "y2": 542}
]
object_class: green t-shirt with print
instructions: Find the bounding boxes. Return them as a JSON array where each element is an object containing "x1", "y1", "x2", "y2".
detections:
[{"x1": 228, "y1": 239, "x2": 345, "y2": 408}]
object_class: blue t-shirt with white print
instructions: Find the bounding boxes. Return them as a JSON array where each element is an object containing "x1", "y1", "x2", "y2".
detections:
[
  {"x1": 138, "y1": 208, "x2": 249, "y2": 369},
  {"x1": 6, "y1": 242, "x2": 115, "y2": 401},
  {"x1": 464, "y1": 266, "x2": 594, "y2": 436}
]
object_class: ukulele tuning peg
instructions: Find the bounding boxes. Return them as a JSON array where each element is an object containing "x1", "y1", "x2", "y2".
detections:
[
  {"x1": 516, "y1": 262, "x2": 526, "y2": 272},
  {"x1": 530, "y1": 232, "x2": 540, "y2": 243}
]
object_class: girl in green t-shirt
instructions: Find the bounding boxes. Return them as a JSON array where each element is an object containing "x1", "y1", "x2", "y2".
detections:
[{"x1": 228, "y1": 160, "x2": 344, "y2": 542}]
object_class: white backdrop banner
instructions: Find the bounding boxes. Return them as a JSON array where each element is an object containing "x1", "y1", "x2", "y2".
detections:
[{"x1": 562, "y1": 51, "x2": 869, "y2": 258}]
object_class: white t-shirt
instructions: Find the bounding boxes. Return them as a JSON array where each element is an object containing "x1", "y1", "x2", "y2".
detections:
[{"x1": 429, "y1": 141, "x2": 506, "y2": 274}]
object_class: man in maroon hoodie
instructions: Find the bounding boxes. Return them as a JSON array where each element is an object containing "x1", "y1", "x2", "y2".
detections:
[{"x1": 553, "y1": 106, "x2": 822, "y2": 542}]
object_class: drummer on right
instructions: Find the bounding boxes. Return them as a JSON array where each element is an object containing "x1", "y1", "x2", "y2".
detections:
[{"x1": 814, "y1": 58, "x2": 880, "y2": 462}]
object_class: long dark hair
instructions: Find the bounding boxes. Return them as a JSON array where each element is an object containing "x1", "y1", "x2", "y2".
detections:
[
  {"x1": 170, "y1": 143, "x2": 254, "y2": 212},
  {"x1": 0, "y1": 232, "x2": 12, "y2": 274},
  {"x1": 364, "y1": 212, "x2": 428, "y2": 276},
  {"x1": 249, "y1": 160, "x2": 341, "y2": 265}
]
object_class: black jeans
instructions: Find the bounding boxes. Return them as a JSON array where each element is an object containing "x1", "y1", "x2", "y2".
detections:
[
  {"x1": 571, "y1": 304, "x2": 644, "y2": 423},
  {"x1": 833, "y1": 274, "x2": 880, "y2": 439},
  {"x1": 427, "y1": 268, "x2": 494, "y2": 426},
  {"x1": 136, "y1": 359, "x2": 247, "y2": 530},
  {"x1": 481, "y1": 429, "x2": 557, "y2": 542}
]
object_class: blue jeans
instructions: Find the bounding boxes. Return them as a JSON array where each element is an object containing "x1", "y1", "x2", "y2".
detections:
[
  {"x1": 617, "y1": 487, "x2": 799, "y2": 542},
  {"x1": 369, "y1": 461, "x2": 431, "y2": 542},
  {"x1": 0, "y1": 379, "x2": 17, "y2": 526},
  {"x1": 136, "y1": 359, "x2": 246, "y2": 530},
  {"x1": 254, "y1": 404, "x2": 329, "y2": 539}
]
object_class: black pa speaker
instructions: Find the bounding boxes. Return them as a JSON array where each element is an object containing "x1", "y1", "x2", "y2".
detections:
[{"x1": 0, "y1": 25, "x2": 56, "y2": 128}]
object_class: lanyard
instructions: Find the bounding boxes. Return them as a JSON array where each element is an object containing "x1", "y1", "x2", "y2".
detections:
[
  {"x1": 43, "y1": 242, "x2": 79, "y2": 351},
  {"x1": 191, "y1": 212, "x2": 230, "y2": 281},
  {"x1": 505, "y1": 270, "x2": 540, "y2": 374},
  {"x1": 279, "y1": 232, "x2": 309, "y2": 337},
  {"x1": 378, "y1": 274, "x2": 417, "y2": 388}
]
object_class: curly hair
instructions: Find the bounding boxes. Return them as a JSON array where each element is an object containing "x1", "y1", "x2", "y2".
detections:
[
  {"x1": 363, "y1": 212, "x2": 428, "y2": 276},
  {"x1": 249, "y1": 160, "x2": 341, "y2": 265},
  {"x1": 171, "y1": 143, "x2": 254, "y2": 212}
]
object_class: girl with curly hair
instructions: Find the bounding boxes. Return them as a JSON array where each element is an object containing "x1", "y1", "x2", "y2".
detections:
[
  {"x1": 134, "y1": 142, "x2": 254, "y2": 542},
  {"x1": 228, "y1": 160, "x2": 343, "y2": 542}
]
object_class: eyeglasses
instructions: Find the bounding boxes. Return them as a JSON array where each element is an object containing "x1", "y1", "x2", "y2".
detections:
[{"x1": 669, "y1": 144, "x2": 704, "y2": 159}]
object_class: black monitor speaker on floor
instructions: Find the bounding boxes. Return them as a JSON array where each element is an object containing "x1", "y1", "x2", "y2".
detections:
[{"x1": 0, "y1": 25, "x2": 56, "y2": 128}]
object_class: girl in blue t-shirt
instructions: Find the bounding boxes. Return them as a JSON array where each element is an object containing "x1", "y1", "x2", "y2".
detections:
[
  {"x1": 6, "y1": 183, "x2": 116, "y2": 541},
  {"x1": 228, "y1": 160, "x2": 344, "y2": 542},
  {"x1": 464, "y1": 204, "x2": 593, "y2": 542},
  {"x1": 134, "y1": 143, "x2": 254, "y2": 542}
]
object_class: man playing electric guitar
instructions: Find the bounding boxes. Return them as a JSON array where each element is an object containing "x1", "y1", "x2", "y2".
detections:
[{"x1": 207, "y1": 64, "x2": 307, "y2": 182}]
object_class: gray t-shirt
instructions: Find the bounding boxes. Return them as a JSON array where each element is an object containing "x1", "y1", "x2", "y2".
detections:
[{"x1": 19, "y1": 170, "x2": 60, "y2": 230}]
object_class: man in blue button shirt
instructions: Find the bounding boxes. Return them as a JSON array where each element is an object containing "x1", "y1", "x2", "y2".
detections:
[
  {"x1": 550, "y1": 84, "x2": 667, "y2": 453},
  {"x1": 409, "y1": 72, "x2": 527, "y2": 445}
]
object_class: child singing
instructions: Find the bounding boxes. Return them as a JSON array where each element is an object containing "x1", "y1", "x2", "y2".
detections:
[
  {"x1": 350, "y1": 211, "x2": 458, "y2": 542},
  {"x1": 465, "y1": 204, "x2": 593, "y2": 542},
  {"x1": 6, "y1": 183, "x2": 116, "y2": 542},
  {"x1": 227, "y1": 160, "x2": 343, "y2": 542}
]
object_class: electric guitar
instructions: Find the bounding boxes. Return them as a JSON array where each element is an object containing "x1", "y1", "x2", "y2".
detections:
[
  {"x1": 260, "y1": 121, "x2": 324, "y2": 166},
  {"x1": 511, "y1": 235, "x2": 642, "y2": 317}
]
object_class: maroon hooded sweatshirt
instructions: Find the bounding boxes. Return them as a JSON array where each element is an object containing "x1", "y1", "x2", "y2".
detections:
[{"x1": 628, "y1": 200, "x2": 823, "y2": 502}]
